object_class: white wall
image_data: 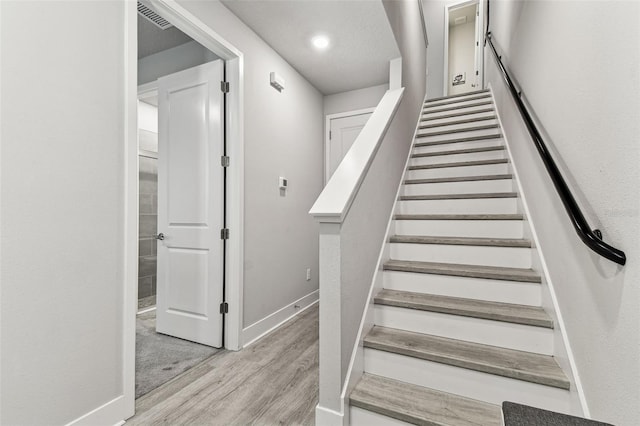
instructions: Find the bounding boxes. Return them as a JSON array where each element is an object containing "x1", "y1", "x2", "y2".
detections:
[
  {"x1": 323, "y1": 84, "x2": 388, "y2": 116},
  {"x1": 0, "y1": 1, "x2": 130, "y2": 424},
  {"x1": 448, "y1": 21, "x2": 475, "y2": 95},
  {"x1": 175, "y1": 1, "x2": 323, "y2": 331},
  {"x1": 487, "y1": 1, "x2": 640, "y2": 424},
  {"x1": 138, "y1": 40, "x2": 221, "y2": 85}
]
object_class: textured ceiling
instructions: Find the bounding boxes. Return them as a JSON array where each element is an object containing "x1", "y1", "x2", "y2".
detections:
[
  {"x1": 221, "y1": 0, "x2": 400, "y2": 95},
  {"x1": 138, "y1": 14, "x2": 192, "y2": 59}
]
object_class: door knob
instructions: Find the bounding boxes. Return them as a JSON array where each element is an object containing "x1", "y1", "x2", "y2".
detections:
[{"x1": 156, "y1": 233, "x2": 165, "y2": 241}]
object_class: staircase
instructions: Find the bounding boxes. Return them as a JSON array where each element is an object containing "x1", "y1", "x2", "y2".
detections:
[{"x1": 349, "y1": 90, "x2": 572, "y2": 425}]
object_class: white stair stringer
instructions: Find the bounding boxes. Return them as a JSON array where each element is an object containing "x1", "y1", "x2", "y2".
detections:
[{"x1": 349, "y1": 89, "x2": 575, "y2": 426}]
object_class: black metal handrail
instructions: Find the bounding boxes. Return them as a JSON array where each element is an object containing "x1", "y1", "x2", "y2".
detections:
[{"x1": 485, "y1": 32, "x2": 626, "y2": 266}]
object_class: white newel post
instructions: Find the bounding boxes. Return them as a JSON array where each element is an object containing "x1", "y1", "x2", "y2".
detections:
[{"x1": 315, "y1": 221, "x2": 346, "y2": 425}]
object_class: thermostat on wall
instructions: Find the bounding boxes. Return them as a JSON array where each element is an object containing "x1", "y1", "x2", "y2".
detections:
[{"x1": 279, "y1": 177, "x2": 288, "y2": 189}]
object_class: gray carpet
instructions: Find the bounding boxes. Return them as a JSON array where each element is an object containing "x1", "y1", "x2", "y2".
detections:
[
  {"x1": 503, "y1": 402, "x2": 614, "y2": 426},
  {"x1": 136, "y1": 310, "x2": 219, "y2": 398}
]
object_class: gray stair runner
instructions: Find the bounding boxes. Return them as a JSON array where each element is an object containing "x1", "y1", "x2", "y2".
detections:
[
  {"x1": 383, "y1": 259, "x2": 541, "y2": 283},
  {"x1": 389, "y1": 235, "x2": 531, "y2": 248},
  {"x1": 423, "y1": 100, "x2": 494, "y2": 114},
  {"x1": 425, "y1": 89, "x2": 490, "y2": 103},
  {"x1": 394, "y1": 213, "x2": 523, "y2": 220},
  {"x1": 374, "y1": 289, "x2": 551, "y2": 328},
  {"x1": 418, "y1": 123, "x2": 500, "y2": 137},
  {"x1": 419, "y1": 115, "x2": 497, "y2": 129},
  {"x1": 404, "y1": 174, "x2": 513, "y2": 184},
  {"x1": 408, "y1": 159, "x2": 509, "y2": 170},
  {"x1": 420, "y1": 107, "x2": 495, "y2": 122},
  {"x1": 364, "y1": 326, "x2": 569, "y2": 389},
  {"x1": 502, "y1": 402, "x2": 613, "y2": 426},
  {"x1": 411, "y1": 145, "x2": 504, "y2": 158},
  {"x1": 399, "y1": 192, "x2": 517, "y2": 201},
  {"x1": 350, "y1": 373, "x2": 502, "y2": 426},
  {"x1": 415, "y1": 134, "x2": 503, "y2": 146}
]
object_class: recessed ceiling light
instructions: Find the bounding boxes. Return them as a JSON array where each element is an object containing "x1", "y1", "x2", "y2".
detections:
[{"x1": 311, "y1": 35, "x2": 330, "y2": 50}]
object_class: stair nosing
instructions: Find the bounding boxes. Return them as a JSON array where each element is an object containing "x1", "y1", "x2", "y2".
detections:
[
  {"x1": 374, "y1": 289, "x2": 549, "y2": 328},
  {"x1": 389, "y1": 235, "x2": 532, "y2": 248},
  {"x1": 419, "y1": 115, "x2": 498, "y2": 129},
  {"x1": 408, "y1": 158, "x2": 509, "y2": 170},
  {"x1": 399, "y1": 192, "x2": 517, "y2": 201},
  {"x1": 425, "y1": 89, "x2": 490, "y2": 103},
  {"x1": 417, "y1": 124, "x2": 500, "y2": 138},
  {"x1": 412, "y1": 145, "x2": 504, "y2": 158},
  {"x1": 423, "y1": 101, "x2": 494, "y2": 115},
  {"x1": 415, "y1": 133, "x2": 503, "y2": 146},
  {"x1": 383, "y1": 259, "x2": 541, "y2": 283},
  {"x1": 422, "y1": 94, "x2": 493, "y2": 109},
  {"x1": 420, "y1": 108, "x2": 495, "y2": 122},
  {"x1": 364, "y1": 326, "x2": 570, "y2": 390},
  {"x1": 394, "y1": 213, "x2": 524, "y2": 220},
  {"x1": 404, "y1": 174, "x2": 513, "y2": 185},
  {"x1": 350, "y1": 373, "x2": 502, "y2": 426}
]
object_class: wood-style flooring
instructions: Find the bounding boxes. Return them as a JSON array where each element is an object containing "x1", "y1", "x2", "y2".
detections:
[{"x1": 128, "y1": 304, "x2": 319, "y2": 426}]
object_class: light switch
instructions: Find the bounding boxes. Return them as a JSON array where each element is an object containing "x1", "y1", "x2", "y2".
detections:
[{"x1": 279, "y1": 177, "x2": 288, "y2": 190}]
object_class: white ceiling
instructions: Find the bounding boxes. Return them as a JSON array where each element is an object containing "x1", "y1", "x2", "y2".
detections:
[
  {"x1": 221, "y1": 0, "x2": 400, "y2": 95},
  {"x1": 138, "y1": 14, "x2": 192, "y2": 59}
]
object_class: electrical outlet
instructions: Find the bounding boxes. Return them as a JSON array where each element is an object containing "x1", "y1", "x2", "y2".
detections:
[{"x1": 306, "y1": 268, "x2": 311, "y2": 281}]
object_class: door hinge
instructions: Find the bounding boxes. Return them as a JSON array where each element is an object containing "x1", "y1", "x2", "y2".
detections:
[
  {"x1": 221, "y1": 155, "x2": 230, "y2": 167},
  {"x1": 476, "y1": 70, "x2": 479, "y2": 76},
  {"x1": 221, "y1": 81, "x2": 230, "y2": 93},
  {"x1": 329, "y1": 130, "x2": 332, "y2": 140},
  {"x1": 220, "y1": 302, "x2": 229, "y2": 314},
  {"x1": 220, "y1": 228, "x2": 230, "y2": 240}
]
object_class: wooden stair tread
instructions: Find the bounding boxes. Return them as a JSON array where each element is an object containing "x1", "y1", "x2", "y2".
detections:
[
  {"x1": 412, "y1": 145, "x2": 504, "y2": 158},
  {"x1": 408, "y1": 159, "x2": 509, "y2": 170},
  {"x1": 374, "y1": 289, "x2": 551, "y2": 328},
  {"x1": 418, "y1": 124, "x2": 500, "y2": 138},
  {"x1": 415, "y1": 134, "x2": 503, "y2": 146},
  {"x1": 425, "y1": 89, "x2": 490, "y2": 103},
  {"x1": 399, "y1": 192, "x2": 517, "y2": 201},
  {"x1": 421, "y1": 108, "x2": 495, "y2": 122},
  {"x1": 390, "y1": 235, "x2": 532, "y2": 248},
  {"x1": 422, "y1": 94, "x2": 493, "y2": 109},
  {"x1": 419, "y1": 115, "x2": 497, "y2": 129},
  {"x1": 383, "y1": 259, "x2": 541, "y2": 283},
  {"x1": 364, "y1": 326, "x2": 570, "y2": 390},
  {"x1": 423, "y1": 101, "x2": 494, "y2": 115},
  {"x1": 404, "y1": 174, "x2": 513, "y2": 185},
  {"x1": 394, "y1": 213, "x2": 524, "y2": 220},
  {"x1": 350, "y1": 373, "x2": 502, "y2": 426}
]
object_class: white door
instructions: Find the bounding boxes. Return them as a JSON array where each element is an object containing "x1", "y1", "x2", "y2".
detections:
[
  {"x1": 156, "y1": 60, "x2": 225, "y2": 348},
  {"x1": 326, "y1": 112, "x2": 372, "y2": 183}
]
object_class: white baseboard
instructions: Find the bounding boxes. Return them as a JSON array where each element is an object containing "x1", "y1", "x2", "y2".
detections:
[
  {"x1": 242, "y1": 290, "x2": 319, "y2": 348},
  {"x1": 316, "y1": 404, "x2": 346, "y2": 426},
  {"x1": 64, "y1": 395, "x2": 127, "y2": 426}
]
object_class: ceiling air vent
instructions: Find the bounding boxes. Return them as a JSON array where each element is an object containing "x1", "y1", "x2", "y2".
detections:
[{"x1": 137, "y1": 2, "x2": 173, "y2": 30}]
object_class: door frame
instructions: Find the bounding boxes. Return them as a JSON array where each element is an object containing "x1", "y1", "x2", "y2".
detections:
[
  {"x1": 443, "y1": 0, "x2": 484, "y2": 97},
  {"x1": 324, "y1": 107, "x2": 375, "y2": 184},
  {"x1": 124, "y1": 0, "x2": 245, "y2": 416}
]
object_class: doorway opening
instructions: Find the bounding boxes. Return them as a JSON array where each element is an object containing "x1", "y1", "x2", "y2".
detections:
[
  {"x1": 125, "y1": 0, "x2": 245, "y2": 410},
  {"x1": 443, "y1": 0, "x2": 484, "y2": 97}
]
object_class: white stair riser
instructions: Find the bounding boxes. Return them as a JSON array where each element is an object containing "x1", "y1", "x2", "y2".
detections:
[
  {"x1": 396, "y1": 198, "x2": 518, "y2": 215},
  {"x1": 421, "y1": 110, "x2": 496, "y2": 126},
  {"x1": 422, "y1": 104, "x2": 495, "y2": 120},
  {"x1": 373, "y1": 305, "x2": 553, "y2": 354},
  {"x1": 423, "y1": 98, "x2": 492, "y2": 112},
  {"x1": 409, "y1": 150, "x2": 506, "y2": 167},
  {"x1": 418, "y1": 118, "x2": 499, "y2": 134},
  {"x1": 395, "y1": 219, "x2": 524, "y2": 238},
  {"x1": 417, "y1": 128, "x2": 501, "y2": 143},
  {"x1": 364, "y1": 349, "x2": 572, "y2": 414},
  {"x1": 350, "y1": 406, "x2": 413, "y2": 426},
  {"x1": 401, "y1": 179, "x2": 513, "y2": 196},
  {"x1": 413, "y1": 138, "x2": 503, "y2": 154},
  {"x1": 406, "y1": 163, "x2": 510, "y2": 179},
  {"x1": 390, "y1": 243, "x2": 532, "y2": 268},
  {"x1": 383, "y1": 271, "x2": 541, "y2": 306}
]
